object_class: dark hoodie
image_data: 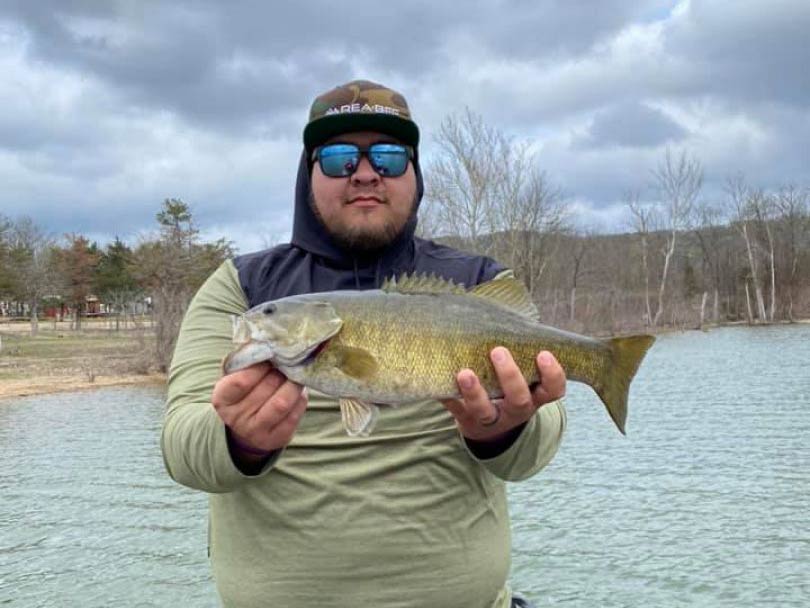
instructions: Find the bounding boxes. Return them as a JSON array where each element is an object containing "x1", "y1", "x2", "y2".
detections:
[{"x1": 233, "y1": 150, "x2": 505, "y2": 306}]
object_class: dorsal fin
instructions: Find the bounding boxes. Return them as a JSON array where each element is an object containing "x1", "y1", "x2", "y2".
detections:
[
  {"x1": 469, "y1": 276, "x2": 539, "y2": 320},
  {"x1": 380, "y1": 272, "x2": 467, "y2": 295}
]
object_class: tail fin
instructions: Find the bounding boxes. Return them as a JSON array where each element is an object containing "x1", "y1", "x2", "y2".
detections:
[{"x1": 595, "y1": 335, "x2": 656, "y2": 434}]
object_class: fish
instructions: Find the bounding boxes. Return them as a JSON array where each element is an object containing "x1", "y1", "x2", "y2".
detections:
[{"x1": 223, "y1": 273, "x2": 655, "y2": 437}]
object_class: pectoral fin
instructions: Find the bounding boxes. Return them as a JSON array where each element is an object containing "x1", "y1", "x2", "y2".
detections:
[
  {"x1": 339, "y1": 399, "x2": 380, "y2": 437},
  {"x1": 333, "y1": 345, "x2": 379, "y2": 381}
]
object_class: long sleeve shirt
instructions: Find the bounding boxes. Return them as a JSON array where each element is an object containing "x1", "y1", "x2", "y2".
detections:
[{"x1": 161, "y1": 259, "x2": 566, "y2": 608}]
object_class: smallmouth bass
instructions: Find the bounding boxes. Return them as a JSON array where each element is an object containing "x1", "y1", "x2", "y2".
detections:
[{"x1": 224, "y1": 274, "x2": 655, "y2": 436}]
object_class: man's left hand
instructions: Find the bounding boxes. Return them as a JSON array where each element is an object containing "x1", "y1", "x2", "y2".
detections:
[{"x1": 442, "y1": 347, "x2": 566, "y2": 443}]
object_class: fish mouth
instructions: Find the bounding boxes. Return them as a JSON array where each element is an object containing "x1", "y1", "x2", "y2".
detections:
[{"x1": 299, "y1": 338, "x2": 331, "y2": 366}]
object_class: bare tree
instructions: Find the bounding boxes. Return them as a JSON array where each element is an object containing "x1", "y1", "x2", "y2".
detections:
[
  {"x1": 7, "y1": 218, "x2": 58, "y2": 336},
  {"x1": 567, "y1": 228, "x2": 594, "y2": 323},
  {"x1": 427, "y1": 108, "x2": 568, "y2": 292},
  {"x1": 774, "y1": 185, "x2": 810, "y2": 320},
  {"x1": 0, "y1": 215, "x2": 13, "y2": 298},
  {"x1": 491, "y1": 167, "x2": 567, "y2": 297},
  {"x1": 690, "y1": 199, "x2": 728, "y2": 324},
  {"x1": 426, "y1": 108, "x2": 507, "y2": 254},
  {"x1": 649, "y1": 148, "x2": 703, "y2": 327},
  {"x1": 749, "y1": 191, "x2": 778, "y2": 321},
  {"x1": 626, "y1": 191, "x2": 655, "y2": 326},
  {"x1": 725, "y1": 175, "x2": 767, "y2": 322}
]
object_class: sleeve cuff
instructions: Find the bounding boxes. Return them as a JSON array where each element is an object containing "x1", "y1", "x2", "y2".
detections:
[{"x1": 461, "y1": 399, "x2": 566, "y2": 482}]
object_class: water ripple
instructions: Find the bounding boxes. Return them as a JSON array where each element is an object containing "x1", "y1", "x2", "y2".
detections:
[
  {"x1": 1, "y1": 327, "x2": 809, "y2": 607},
  {"x1": 508, "y1": 325, "x2": 810, "y2": 608}
]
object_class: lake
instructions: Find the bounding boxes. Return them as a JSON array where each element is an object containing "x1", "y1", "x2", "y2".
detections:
[{"x1": 1, "y1": 325, "x2": 808, "y2": 607}]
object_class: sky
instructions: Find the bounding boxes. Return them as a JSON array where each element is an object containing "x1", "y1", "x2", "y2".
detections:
[{"x1": 1, "y1": 0, "x2": 808, "y2": 253}]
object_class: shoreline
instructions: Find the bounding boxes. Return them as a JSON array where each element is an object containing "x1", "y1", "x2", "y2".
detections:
[
  {"x1": 0, "y1": 373, "x2": 167, "y2": 402},
  {"x1": 2, "y1": 319, "x2": 807, "y2": 402}
]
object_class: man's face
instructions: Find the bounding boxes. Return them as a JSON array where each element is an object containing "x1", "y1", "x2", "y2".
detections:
[{"x1": 310, "y1": 131, "x2": 417, "y2": 253}]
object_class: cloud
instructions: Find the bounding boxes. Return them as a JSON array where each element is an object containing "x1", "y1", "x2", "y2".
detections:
[
  {"x1": 0, "y1": 0, "x2": 807, "y2": 254},
  {"x1": 577, "y1": 101, "x2": 688, "y2": 148}
]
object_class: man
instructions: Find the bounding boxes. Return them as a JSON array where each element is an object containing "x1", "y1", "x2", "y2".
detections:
[{"x1": 162, "y1": 80, "x2": 567, "y2": 608}]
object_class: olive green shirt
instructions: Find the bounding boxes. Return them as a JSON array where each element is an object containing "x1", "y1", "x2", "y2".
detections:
[{"x1": 161, "y1": 260, "x2": 566, "y2": 608}]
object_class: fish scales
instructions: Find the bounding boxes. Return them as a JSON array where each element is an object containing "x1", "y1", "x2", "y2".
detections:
[{"x1": 297, "y1": 291, "x2": 605, "y2": 402}]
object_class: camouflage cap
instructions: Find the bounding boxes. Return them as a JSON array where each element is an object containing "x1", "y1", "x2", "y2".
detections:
[{"x1": 303, "y1": 79, "x2": 420, "y2": 154}]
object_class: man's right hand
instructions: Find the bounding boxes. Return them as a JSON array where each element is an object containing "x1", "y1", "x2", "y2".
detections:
[{"x1": 211, "y1": 363, "x2": 307, "y2": 464}]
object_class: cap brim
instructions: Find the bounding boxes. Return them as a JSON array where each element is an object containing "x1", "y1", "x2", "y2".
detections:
[{"x1": 304, "y1": 114, "x2": 419, "y2": 153}]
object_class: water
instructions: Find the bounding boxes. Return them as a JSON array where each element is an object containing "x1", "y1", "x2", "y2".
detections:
[
  {"x1": 510, "y1": 325, "x2": 810, "y2": 606},
  {"x1": 0, "y1": 386, "x2": 216, "y2": 608},
  {"x1": 1, "y1": 326, "x2": 808, "y2": 607}
]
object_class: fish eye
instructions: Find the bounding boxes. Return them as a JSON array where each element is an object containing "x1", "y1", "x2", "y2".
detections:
[{"x1": 263, "y1": 304, "x2": 276, "y2": 315}]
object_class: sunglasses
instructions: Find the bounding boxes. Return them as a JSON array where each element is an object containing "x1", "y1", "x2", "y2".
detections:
[{"x1": 312, "y1": 143, "x2": 413, "y2": 178}]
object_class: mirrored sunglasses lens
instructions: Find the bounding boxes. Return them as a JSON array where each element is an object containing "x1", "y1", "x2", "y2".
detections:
[
  {"x1": 319, "y1": 145, "x2": 360, "y2": 177},
  {"x1": 368, "y1": 145, "x2": 409, "y2": 177}
]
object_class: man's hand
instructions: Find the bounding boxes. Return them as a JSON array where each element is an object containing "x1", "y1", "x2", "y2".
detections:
[
  {"x1": 442, "y1": 348, "x2": 566, "y2": 443},
  {"x1": 212, "y1": 363, "x2": 307, "y2": 462}
]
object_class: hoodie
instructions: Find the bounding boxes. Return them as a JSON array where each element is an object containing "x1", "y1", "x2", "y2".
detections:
[{"x1": 232, "y1": 150, "x2": 505, "y2": 305}]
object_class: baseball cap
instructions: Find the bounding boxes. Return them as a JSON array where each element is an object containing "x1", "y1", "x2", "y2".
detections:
[{"x1": 303, "y1": 79, "x2": 420, "y2": 154}]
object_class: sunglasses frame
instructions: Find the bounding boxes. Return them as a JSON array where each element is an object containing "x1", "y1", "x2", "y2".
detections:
[{"x1": 312, "y1": 142, "x2": 414, "y2": 178}]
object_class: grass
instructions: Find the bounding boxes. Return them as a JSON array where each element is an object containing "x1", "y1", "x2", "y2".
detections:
[{"x1": 0, "y1": 320, "x2": 157, "y2": 383}]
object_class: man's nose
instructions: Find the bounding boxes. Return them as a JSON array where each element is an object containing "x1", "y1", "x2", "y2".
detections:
[{"x1": 350, "y1": 155, "x2": 380, "y2": 185}]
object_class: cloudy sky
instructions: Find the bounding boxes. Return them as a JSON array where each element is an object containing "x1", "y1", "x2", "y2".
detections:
[{"x1": 1, "y1": 0, "x2": 808, "y2": 253}]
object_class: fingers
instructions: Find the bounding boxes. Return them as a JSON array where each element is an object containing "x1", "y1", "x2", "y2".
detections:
[
  {"x1": 441, "y1": 368, "x2": 509, "y2": 442},
  {"x1": 257, "y1": 388, "x2": 307, "y2": 447},
  {"x1": 212, "y1": 362, "x2": 278, "y2": 407},
  {"x1": 443, "y1": 347, "x2": 567, "y2": 442},
  {"x1": 491, "y1": 347, "x2": 534, "y2": 416},
  {"x1": 212, "y1": 363, "x2": 307, "y2": 452},
  {"x1": 250, "y1": 381, "x2": 307, "y2": 431},
  {"x1": 532, "y1": 351, "x2": 566, "y2": 405},
  {"x1": 456, "y1": 369, "x2": 500, "y2": 426},
  {"x1": 225, "y1": 382, "x2": 308, "y2": 453}
]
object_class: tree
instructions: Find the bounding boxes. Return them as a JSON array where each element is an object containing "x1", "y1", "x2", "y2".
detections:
[
  {"x1": 55, "y1": 234, "x2": 100, "y2": 330},
  {"x1": 748, "y1": 191, "x2": 777, "y2": 321},
  {"x1": 133, "y1": 198, "x2": 233, "y2": 372},
  {"x1": 774, "y1": 185, "x2": 810, "y2": 320},
  {"x1": 95, "y1": 237, "x2": 140, "y2": 330},
  {"x1": 490, "y1": 166, "x2": 567, "y2": 298},
  {"x1": 425, "y1": 108, "x2": 506, "y2": 254},
  {"x1": 725, "y1": 175, "x2": 767, "y2": 323},
  {"x1": 567, "y1": 229, "x2": 594, "y2": 323},
  {"x1": 426, "y1": 108, "x2": 568, "y2": 294},
  {"x1": 690, "y1": 198, "x2": 728, "y2": 324},
  {"x1": 0, "y1": 215, "x2": 13, "y2": 297},
  {"x1": 649, "y1": 148, "x2": 703, "y2": 327},
  {"x1": 4, "y1": 218, "x2": 59, "y2": 336},
  {"x1": 626, "y1": 190, "x2": 655, "y2": 326}
]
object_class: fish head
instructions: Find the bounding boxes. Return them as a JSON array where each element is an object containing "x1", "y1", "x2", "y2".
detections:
[{"x1": 237, "y1": 298, "x2": 343, "y2": 367}]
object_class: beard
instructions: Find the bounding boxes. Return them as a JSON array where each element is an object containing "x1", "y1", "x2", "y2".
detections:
[{"x1": 309, "y1": 191, "x2": 418, "y2": 255}]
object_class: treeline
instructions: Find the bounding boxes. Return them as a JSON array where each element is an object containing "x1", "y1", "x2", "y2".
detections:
[
  {"x1": 421, "y1": 110, "x2": 810, "y2": 334},
  {"x1": 3, "y1": 111, "x2": 808, "y2": 380},
  {"x1": 0, "y1": 199, "x2": 232, "y2": 371}
]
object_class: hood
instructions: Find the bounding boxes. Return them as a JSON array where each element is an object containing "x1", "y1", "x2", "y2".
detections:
[{"x1": 290, "y1": 149, "x2": 425, "y2": 269}]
